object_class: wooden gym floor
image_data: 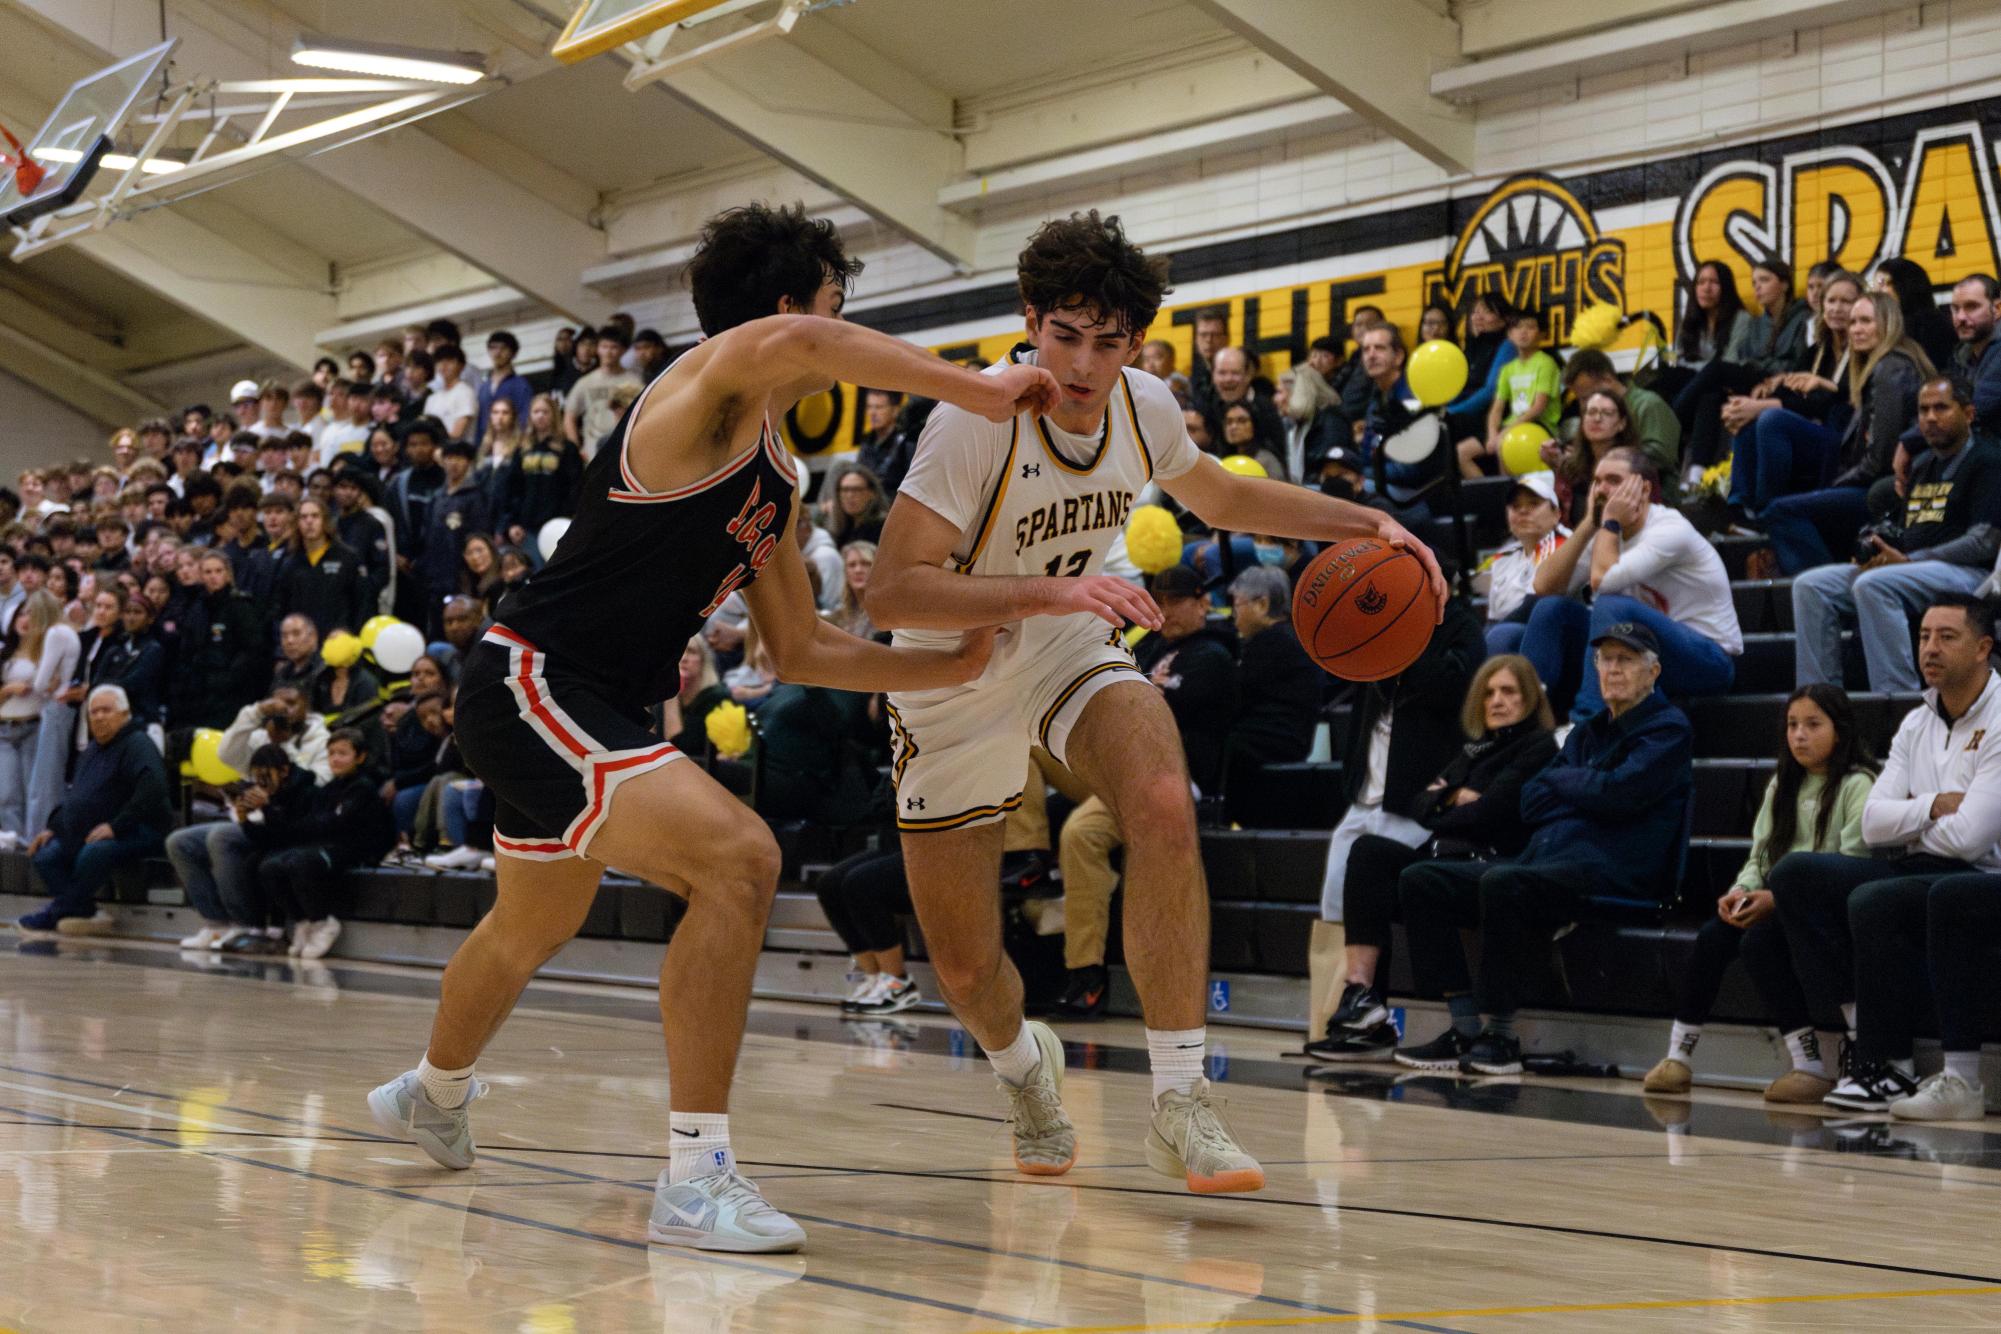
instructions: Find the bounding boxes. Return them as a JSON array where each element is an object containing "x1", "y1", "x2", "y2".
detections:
[{"x1": 3, "y1": 941, "x2": 2000, "y2": 1332}]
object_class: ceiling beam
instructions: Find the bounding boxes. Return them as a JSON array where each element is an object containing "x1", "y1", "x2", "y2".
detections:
[
  {"x1": 0, "y1": 318, "x2": 166, "y2": 427},
  {"x1": 1456, "y1": 0, "x2": 1713, "y2": 58},
  {"x1": 1188, "y1": 0, "x2": 1473, "y2": 174}
]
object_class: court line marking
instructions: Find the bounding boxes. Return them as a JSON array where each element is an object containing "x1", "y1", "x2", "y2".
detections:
[
  {"x1": 0, "y1": 1076, "x2": 266, "y2": 1136},
  {"x1": 0, "y1": 1100, "x2": 1059, "y2": 1331},
  {"x1": 958, "y1": 1284, "x2": 2001, "y2": 1334}
]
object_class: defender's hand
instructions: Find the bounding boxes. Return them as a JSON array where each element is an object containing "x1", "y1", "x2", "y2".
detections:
[
  {"x1": 1046, "y1": 575, "x2": 1162, "y2": 630},
  {"x1": 973, "y1": 365, "x2": 1063, "y2": 422}
]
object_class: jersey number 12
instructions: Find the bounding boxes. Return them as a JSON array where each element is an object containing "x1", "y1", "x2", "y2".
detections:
[{"x1": 1043, "y1": 550, "x2": 1088, "y2": 578}]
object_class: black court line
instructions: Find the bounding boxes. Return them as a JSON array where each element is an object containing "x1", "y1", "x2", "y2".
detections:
[
  {"x1": 875, "y1": 1101, "x2": 1008, "y2": 1124},
  {"x1": 0, "y1": 1099, "x2": 1059, "y2": 1329},
  {"x1": 32, "y1": 941, "x2": 2001, "y2": 1164}
]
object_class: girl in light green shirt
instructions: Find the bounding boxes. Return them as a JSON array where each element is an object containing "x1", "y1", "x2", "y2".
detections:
[{"x1": 1645, "y1": 684, "x2": 1877, "y2": 1101}]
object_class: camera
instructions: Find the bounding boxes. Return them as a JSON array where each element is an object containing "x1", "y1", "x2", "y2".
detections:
[{"x1": 1854, "y1": 521, "x2": 1904, "y2": 564}]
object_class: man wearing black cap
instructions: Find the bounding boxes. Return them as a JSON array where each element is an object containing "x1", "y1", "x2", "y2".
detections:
[{"x1": 1392, "y1": 620, "x2": 1693, "y2": 1075}]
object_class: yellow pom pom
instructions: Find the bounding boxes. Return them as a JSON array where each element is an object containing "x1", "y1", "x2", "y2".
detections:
[
  {"x1": 322, "y1": 631, "x2": 363, "y2": 668},
  {"x1": 705, "y1": 701, "x2": 752, "y2": 759},
  {"x1": 1218, "y1": 453, "x2": 1267, "y2": 478},
  {"x1": 1125, "y1": 504, "x2": 1184, "y2": 575},
  {"x1": 1569, "y1": 303, "x2": 1623, "y2": 350}
]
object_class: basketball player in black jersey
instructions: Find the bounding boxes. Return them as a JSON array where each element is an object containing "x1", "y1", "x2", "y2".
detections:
[{"x1": 368, "y1": 204, "x2": 1063, "y2": 1254}]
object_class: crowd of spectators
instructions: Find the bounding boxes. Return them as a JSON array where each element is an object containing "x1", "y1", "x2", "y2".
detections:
[{"x1": 7, "y1": 261, "x2": 2001, "y2": 1118}]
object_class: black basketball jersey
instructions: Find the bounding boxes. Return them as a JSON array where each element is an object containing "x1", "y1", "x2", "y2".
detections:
[{"x1": 495, "y1": 379, "x2": 797, "y2": 705}]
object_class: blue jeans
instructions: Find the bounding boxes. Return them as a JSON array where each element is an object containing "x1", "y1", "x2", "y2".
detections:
[
  {"x1": 1521, "y1": 594, "x2": 1736, "y2": 720},
  {"x1": 166, "y1": 820, "x2": 264, "y2": 926},
  {"x1": 1764, "y1": 485, "x2": 1872, "y2": 575},
  {"x1": 1485, "y1": 620, "x2": 1529, "y2": 657},
  {"x1": 393, "y1": 784, "x2": 425, "y2": 835},
  {"x1": 1729, "y1": 410, "x2": 1841, "y2": 512},
  {"x1": 1791, "y1": 559, "x2": 1988, "y2": 693},
  {"x1": 0, "y1": 717, "x2": 36, "y2": 836},
  {"x1": 442, "y1": 778, "x2": 484, "y2": 847},
  {"x1": 33, "y1": 829, "x2": 163, "y2": 919}
]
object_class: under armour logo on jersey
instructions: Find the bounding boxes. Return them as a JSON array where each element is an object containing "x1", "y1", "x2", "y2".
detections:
[
  {"x1": 1021, "y1": 463, "x2": 1041, "y2": 478},
  {"x1": 905, "y1": 797, "x2": 926, "y2": 811}
]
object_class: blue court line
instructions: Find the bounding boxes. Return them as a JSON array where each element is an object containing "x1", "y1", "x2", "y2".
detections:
[
  {"x1": 0, "y1": 1058, "x2": 1464, "y2": 1331},
  {"x1": 0, "y1": 1098, "x2": 1056, "y2": 1329}
]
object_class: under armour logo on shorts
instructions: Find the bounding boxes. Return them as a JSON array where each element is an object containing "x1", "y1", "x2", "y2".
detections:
[
  {"x1": 905, "y1": 796, "x2": 925, "y2": 811},
  {"x1": 1021, "y1": 463, "x2": 1041, "y2": 478}
]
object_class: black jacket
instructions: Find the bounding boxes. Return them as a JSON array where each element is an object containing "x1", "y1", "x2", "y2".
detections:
[
  {"x1": 856, "y1": 429, "x2": 917, "y2": 497},
  {"x1": 1892, "y1": 439, "x2": 2001, "y2": 567},
  {"x1": 386, "y1": 462, "x2": 445, "y2": 557},
  {"x1": 1833, "y1": 350, "x2": 1924, "y2": 487},
  {"x1": 1519, "y1": 692, "x2": 1693, "y2": 894},
  {"x1": 335, "y1": 506, "x2": 392, "y2": 609},
  {"x1": 237, "y1": 767, "x2": 319, "y2": 849},
  {"x1": 1134, "y1": 620, "x2": 1239, "y2": 793},
  {"x1": 247, "y1": 769, "x2": 396, "y2": 867},
  {"x1": 277, "y1": 540, "x2": 373, "y2": 637},
  {"x1": 48, "y1": 720, "x2": 169, "y2": 847},
  {"x1": 169, "y1": 588, "x2": 270, "y2": 729},
  {"x1": 418, "y1": 481, "x2": 489, "y2": 597},
  {"x1": 503, "y1": 436, "x2": 583, "y2": 536},
  {"x1": 1337, "y1": 597, "x2": 1484, "y2": 813},
  {"x1": 1232, "y1": 621, "x2": 1321, "y2": 765},
  {"x1": 91, "y1": 629, "x2": 167, "y2": 727},
  {"x1": 1404, "y1": 718, "x2": 1558, "y2": 857}
]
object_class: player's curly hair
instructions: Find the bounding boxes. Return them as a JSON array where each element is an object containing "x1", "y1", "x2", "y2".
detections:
[
  {"x1": 1016, "y1": 211, "x2": 1171, "y2": 339},
  {"x1": 686, "y1": 203, "x2": 865, "y2": 337}
]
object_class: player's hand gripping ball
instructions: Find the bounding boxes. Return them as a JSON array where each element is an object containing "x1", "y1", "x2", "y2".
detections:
[{"x1": 1291, "y1": 536, "x2": 1439, "y2": 681}]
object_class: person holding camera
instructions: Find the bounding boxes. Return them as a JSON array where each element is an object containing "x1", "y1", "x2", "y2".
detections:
[
  {"x1": 216, "y1": 683, "x2": 331, "y2": 783},
  {"x1": 1794, "y1": 374, "x2": 2001, "y2": 694}
]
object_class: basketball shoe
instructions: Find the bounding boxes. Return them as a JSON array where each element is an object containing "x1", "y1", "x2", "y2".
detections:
[
  {"x1": 1146, "y1": 1079, "x2": 1265, "y2": 1193},
  {"x1": 648, "y1": 1168, "x2": 806, "y2": 1253},
  {"x1": 367, "y1": 1070, "x2": 488, "y2": 1170},
  {"x1": 998, "y1": 1020, "x2": 1076, "y2": 1175}
]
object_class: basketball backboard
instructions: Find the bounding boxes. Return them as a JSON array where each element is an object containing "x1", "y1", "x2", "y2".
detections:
[
  {"x1": 551, "y1": 0, "x2": 744, "y2": 63},
  {"x1": 0, "y1": 39, "x2": 175, "y2": 228}
]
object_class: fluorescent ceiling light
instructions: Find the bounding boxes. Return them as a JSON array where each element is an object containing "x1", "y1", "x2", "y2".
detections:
[
  {"x1": 290, "y1": 35, "x2": 486, "y2": 84},
  {"x1": 32, "y1": 146, "x2": 184, "y2": 174}
]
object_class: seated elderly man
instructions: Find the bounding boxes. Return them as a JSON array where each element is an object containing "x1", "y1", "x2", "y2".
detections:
[
  {"x1": 272, "y1": 612, "x2": 327, "y2": 694},
  {"x1": 1222, "y1": 565, "x2": 1322, "y2": 818},
  {"x1": 1392, "y1": 622, "x2": 1694, "y2": 1075},
  {"x1": 218, "y1": 682, "x2": 331, "y2": 782},
  {"x1": 11, "y1": 686, "x2": 171, "y2": 935},
  {"x1": 1521, "y1": 447, "x2": 1740, "y2": 719}
]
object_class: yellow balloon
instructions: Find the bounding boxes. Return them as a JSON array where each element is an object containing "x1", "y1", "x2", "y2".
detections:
[
  {"x1": 189, "y1": 728, "x2": 240, "y2": 786},
  {"x1": 359, "y1": 615, "x2": 398, "y2": 650},
  {"x1": 1408, "y1": 338, "x2": 1470, "y2": 407},
  {"x1": 1218, "y1": 454, "x2": 1267, "y2": 478},
  {"x1": 1500, "y1": 422, "x2": 1552, "y2": 476},
  {"x1": 322, "y1": 631, "x2": 363, "y2": 668},
  {"x1": 1124, "y1": 504, "x2": 1184, "y2": 575},
  {"x1": 705, "y1": 701, "x2": 752, "y2": 760}
]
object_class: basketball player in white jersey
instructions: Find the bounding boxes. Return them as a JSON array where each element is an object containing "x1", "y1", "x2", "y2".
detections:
[{"x1": 868, "y1": 212, "x2": 1445, "y2": 1192}]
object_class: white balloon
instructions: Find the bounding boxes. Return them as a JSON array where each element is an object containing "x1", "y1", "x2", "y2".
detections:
[
  {"x1": 372, "y1": 622, "x2": 426, "y2": 675},
  {"x1": 537, "y1": 517, "x2": 572, "y2": 559}
]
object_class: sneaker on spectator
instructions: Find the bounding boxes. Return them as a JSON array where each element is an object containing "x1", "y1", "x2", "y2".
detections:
[
  {"x1": 218, "y1": 928, "x2": 264, "y2": 954},
  {"x1": 1763, "y1": 1068, "x2": 1834, "y2": 1103},
  {"x1": 479, "y1": 855, "x2": 495, "y2": 872},
  {"x1": 1642, "y1": 1057, "x2": 1692, "y2": 1094},
  {"x1": 1306, "y1": 1022, "x2": 1396, "y2": 1063},
  {"x1": 1393, "y1": 1028, "x2": 1475, "y2": 1072},
  {"x1": 425, "y1": 845, "x2": 486, "y2": 872},
  {"x1": 287, "y1": 928, "x2": 306, "y2": 957},
  {"x1": 56, "y1": 911, "x2": 114, "y2": 937},
  {"x1": 1329, "y1": 982, "x2": 1389, "y2": 1032},
  {"x1": 1824, "y1": 1061, "x2": 1918, "y2": 1112},
  {"x1": 1054, "y1": 964, "x2": 1109, "y2": 1018},
  {"x1": 298, "y1": 916, "x2": 342, "y2": 961},
  {"x1": 839, "y1": 972, "x2": 884, "y2": 1014},
  {"x1": 858, "y1": 975, "x2": 920, "y2": 1016},
  {"x1": 12, "y1": 908, "x2": 63, "y2": 936},
  {"x1": 1890, "y1": 1070, "x2": 1987, "y2": 1121},
  {"x1": 1458, "y1": 1031, "x2": 1524, "y2": 1076},
  {"x1": 178, "y1": 924, "x2": 234, "y2": 950}
]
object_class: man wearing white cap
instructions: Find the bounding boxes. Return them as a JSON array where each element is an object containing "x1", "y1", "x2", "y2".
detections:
[{"x1": 1483, "y1": 470, "x2": 1568, "y2": 656}]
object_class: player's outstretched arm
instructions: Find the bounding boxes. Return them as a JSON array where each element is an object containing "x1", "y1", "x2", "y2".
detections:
[
  {"x1": 743, "y1": 514, "x2": 994, "y2": 692},
  {"x1": 701, "y1": 316, "x2": 1061, "y2": 424},
  {"x1": 865, "y1": 495, "x2": 1163, "y2": 633},
  {"x1": 1160, "y1": 454, "x2": 1448, "y2": 615}
]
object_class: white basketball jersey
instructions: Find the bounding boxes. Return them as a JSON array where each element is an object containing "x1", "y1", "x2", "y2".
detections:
[{"x1": 893, "y1": 346, "x2": 1201, "y2": 673}]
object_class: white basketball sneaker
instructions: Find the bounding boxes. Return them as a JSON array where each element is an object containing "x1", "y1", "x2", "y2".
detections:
[
  {"x1": 647, "y1": 1168, "x2": 806, "y2": 1253},
  {"x1": 367, "y1": 1070, "x2": 488, "y2": 1170},
  {"x1": 997, "y1": 1020, "x2": 1077, "y2": 1176}
]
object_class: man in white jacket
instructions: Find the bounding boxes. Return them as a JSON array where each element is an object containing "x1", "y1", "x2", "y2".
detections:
[{"x1": 217, "y1": 685, "x2": 332, "y2": 783}]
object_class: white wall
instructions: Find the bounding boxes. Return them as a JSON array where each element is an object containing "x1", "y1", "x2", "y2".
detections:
[{"x1": 0, "y1": 368, "x2": 112, "y2": 479}]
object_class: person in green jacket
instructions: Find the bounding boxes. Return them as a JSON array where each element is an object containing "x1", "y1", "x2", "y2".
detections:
[{"x1": 1646, "y1": 684, "x2": 1877, "y2": 1101}]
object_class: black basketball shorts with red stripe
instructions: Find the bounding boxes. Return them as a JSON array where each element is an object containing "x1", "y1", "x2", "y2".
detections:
[{"x1": 454, "y1": 626, "x2": 684, "y2": 862}]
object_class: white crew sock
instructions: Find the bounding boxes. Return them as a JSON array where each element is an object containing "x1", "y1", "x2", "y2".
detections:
[
  {"x1": 417, "y1": 1057, "x2": 475, "y2": 1110},
  {"x1": 982, "y1": 1025, "x2": 1042, "y2": 1087},
  {"x1": 1840, "y1": 1002, "x2": 1857, "y2": 1037},
  {"x1": 1782, "y1": 1027, "x2": 1826, "y2": 1076},
  {"x1": 669, "y1": 1112, "x2": 734, "y2": 1184},
  {"x1": 1945, "y1": 1051, "x2": 1984, "y2": 1085},
  {"x1": 1148, "y1": 1026, "x2": 1206, "y2": 1101},
  {"x1": 1666, "y1": 1022, "x2": 1701, "y2": 1064}
]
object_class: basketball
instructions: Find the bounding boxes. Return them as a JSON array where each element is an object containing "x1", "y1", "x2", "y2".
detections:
[{"x1": 1290, "y1": 537, "x2": 1437, "y2": 681}]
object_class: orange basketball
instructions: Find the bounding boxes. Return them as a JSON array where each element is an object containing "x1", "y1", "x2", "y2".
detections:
[{"x1": 1290, "y1": 537, "x2": 1437, "y2": 682}]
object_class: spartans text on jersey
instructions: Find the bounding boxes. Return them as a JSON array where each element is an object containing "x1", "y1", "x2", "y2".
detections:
[{"x1": 1012, "y1": 488, "x2": 1135, "y2": 558}]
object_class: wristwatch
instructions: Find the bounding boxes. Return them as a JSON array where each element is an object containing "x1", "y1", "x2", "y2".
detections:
[{"x1": 1601, "y1": 518, "x2": 1623, "y2": 537}]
